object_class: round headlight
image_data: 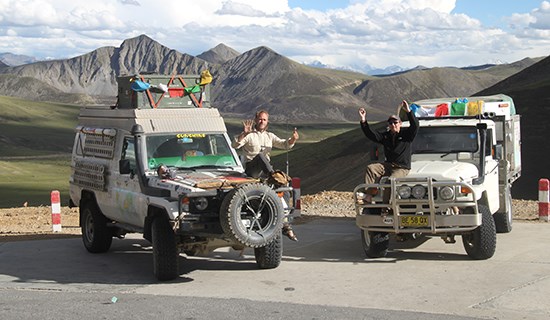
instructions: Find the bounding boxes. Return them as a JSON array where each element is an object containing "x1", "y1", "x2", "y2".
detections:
[
  {"x1": 398, "y1": 185, "x2": 411, "y2": 199},
  {"x1": 193, "y1": 197, "x2": 209, "y2": 211},
  {"x1": 411, "y1": 185, "x2": 426, "y2": 199},
  {"x1": 439, "y1": 186, "x2": 455, "y2": 201}
]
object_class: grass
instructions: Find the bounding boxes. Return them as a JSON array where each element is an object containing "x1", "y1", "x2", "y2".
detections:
[
  {"x1": 0, "y1": 96, "x2": 78, "y2": 207},
  {"x1": 0, "y1": 155, "x2": 72, "y2": 208},
  {"x1": 0, "y1": 95, "x2": 79, "y2": 156},
  {"x1": 0, "y1": 96, "x2": 357, "y2": 208},
  {"x1": 224, "y1": 117, "x2": 356, "y2": 143}
]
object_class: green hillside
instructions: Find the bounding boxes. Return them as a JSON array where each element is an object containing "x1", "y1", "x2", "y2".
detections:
[
  {"x1": 0, "y1": 96, "x2": 79, "y2": 207},
  {"x1": 0, "y1": 96, "x2": 357, "y2": 208},
  {"x1": 0, "y1": 95, "x2": 79, "y2": 156},
  {"x1": 0, "y1": 156, "x2": 71, "y2": 208}
]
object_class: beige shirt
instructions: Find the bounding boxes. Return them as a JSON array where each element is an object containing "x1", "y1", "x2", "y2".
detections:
[{"x1": 232, "y1": 130, "x2": 294, "y2": 161}]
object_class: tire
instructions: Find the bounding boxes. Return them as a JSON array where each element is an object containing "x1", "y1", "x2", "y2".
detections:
[
  {"x1": 151, "y1": 215, "x2": 179, "y2": 281},
  {"x1": 254, "y1": 230, "x2": 283, "y2": 269},
  {"x1": 360, "y1": 230, "x2": 389, "y2": 258},
  {"x1": 81, "y1": 200, "x2": 113, "y2": 253},
  {"x1": 494, "y1": 190, "x2": 513, "y2": 233},
  {"x1": 462, "y1": 205, "x2": 496, "y2": 260},
  {"x1": 220, "y1": 183, "x2": 284, "y2": 248}
]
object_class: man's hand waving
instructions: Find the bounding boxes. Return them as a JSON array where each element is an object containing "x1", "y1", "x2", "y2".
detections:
[{"x1": 358, "y1": 107, "x2": 367, "y2": 123}]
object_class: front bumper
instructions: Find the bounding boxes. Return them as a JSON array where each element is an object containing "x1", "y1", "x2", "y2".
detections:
[{"x1": 354, "y1": 177, "x2": 481, "y2": 234}]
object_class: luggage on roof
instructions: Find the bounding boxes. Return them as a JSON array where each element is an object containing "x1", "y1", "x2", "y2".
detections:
[{"x1": 116, "y1": 72, "x2": 212, "y2": 109}]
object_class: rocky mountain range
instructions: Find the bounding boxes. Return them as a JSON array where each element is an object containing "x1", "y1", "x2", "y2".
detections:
[
  {"x1": 476, "y1": 55, "x2": 550, "y2": 200},
  {"x1": 271, "y1": 54, "x2": 550, "y2": 200},
  {"x1": 0, "y1": 53, "x2": 38, "y2": 66},
  {"x1": 0, "y1": 34, "x2": 543, "y2": 122}
]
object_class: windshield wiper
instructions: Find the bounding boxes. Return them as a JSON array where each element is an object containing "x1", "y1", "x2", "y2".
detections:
[
  {"x1": 186, "y1": 165, "x2": 234, "y2": 170},
  {"x1": 440, "y1": 150, "x2": 468, "y2": 158}
]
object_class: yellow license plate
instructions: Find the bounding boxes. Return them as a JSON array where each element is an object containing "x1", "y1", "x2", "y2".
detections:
[{"x1": 400, "y1": 216, "x2": 429, "y2": 227}]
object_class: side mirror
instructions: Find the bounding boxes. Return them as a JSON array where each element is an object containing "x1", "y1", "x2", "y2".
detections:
[
  {"x1": 119, "y1": 159, "x2": 131, "y2": 174},
  {"x1": 476, "y1": 123, "x2": 488, "y2": 130}
]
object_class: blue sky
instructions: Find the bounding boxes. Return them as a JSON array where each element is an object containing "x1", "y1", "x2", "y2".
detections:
[
  {"x1": 288, "y1": 0, "x2": 544, "y2": 27},
  {"x1": 0, "y1": 0, "x2": 548, "y2": 71},
  {"x1": 452, "y1": 0, "x2": 544, "y2": 28}
]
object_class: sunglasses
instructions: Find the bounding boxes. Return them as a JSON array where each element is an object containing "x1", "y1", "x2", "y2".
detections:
[{"x1": 388, "y1": 121, "x2": 400, "y2": 125}]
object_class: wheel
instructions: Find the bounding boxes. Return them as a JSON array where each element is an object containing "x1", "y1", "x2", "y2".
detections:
[
  {"x1": 220, "y1": 183, "x2": 284, "y2": 248},
  {"x1": 462, "y1": 205, "x2": 496, "y2": 260},
  {"x1": 81, "y1": 200, "x2": 113, "y2": 253},
  {"x1": 254, "y1": 230, "x2": 283, "y2": 269},
  {"x1": 151, "y1": 215, "x2": 179, "y2": 281},
  {"x1": 360, "y1": 230, "x2": 389, "y2": 258},
  {"x1": 494, "y1": 189, "x2": 513, "y2": 233}
]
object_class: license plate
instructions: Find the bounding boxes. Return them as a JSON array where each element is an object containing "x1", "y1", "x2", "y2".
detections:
[{"x1": 400, "y1": 216, "x2": 429, "y2": 227}]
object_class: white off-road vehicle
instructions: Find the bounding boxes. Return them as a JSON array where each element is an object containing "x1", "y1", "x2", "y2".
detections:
[
  {"x1": 354, "y1": 94, "x2": 521, "y2": 259},
  {"x1": 69, "y1": 74, "x2": 299, "y2": 281}
]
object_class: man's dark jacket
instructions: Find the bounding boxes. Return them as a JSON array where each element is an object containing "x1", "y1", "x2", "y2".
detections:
[{"x1": 360, "y1": 112, "x2": 419, "y2": 169}]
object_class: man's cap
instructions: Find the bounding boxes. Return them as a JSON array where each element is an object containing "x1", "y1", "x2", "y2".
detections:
[{"x1": 387, "y1": 115, "x2": 400, "y2": 122}]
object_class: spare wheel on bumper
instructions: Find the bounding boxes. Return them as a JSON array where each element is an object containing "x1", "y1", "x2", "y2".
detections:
[{"x1": 220, "y1": 183, "x2": 284, "y2": 248}]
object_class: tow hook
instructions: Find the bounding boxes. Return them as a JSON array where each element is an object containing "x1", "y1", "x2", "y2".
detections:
[{"x1": 442, "y1": 235, "x2": 456, "y2": 243}]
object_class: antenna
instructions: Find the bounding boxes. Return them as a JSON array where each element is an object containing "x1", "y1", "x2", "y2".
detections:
[{"x1": 285, "y1": 117, "x2": 290, "y2": 175}]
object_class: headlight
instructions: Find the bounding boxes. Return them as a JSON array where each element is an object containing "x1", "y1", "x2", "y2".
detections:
[
  {"x1": 439, "y1": 186, "x2": 455, "y2": 201},
  {"x1": 411, "y1": 184, "x2": 427, "y2": 199},
  {"x1": 397, "y1": 185, "x2": 411, "y2": 199},
  {"x1": 193, "y1": 197, "x2": 209, "y2": 211}
]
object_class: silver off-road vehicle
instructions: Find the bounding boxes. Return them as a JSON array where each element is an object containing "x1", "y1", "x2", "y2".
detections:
[{"x1": 69, "y1": 74, "x2": 299, "y2": 281}]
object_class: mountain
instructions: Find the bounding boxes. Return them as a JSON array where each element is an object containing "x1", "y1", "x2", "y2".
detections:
[
  {"x1": 352, "y1": 62, "x2": 536, "y2": 116},
  {"x1": 213, "y1": 46, "x2": 367, "y2": 121},
  {"x1": 272, "y1": 56, "x2": 550, "y2": 200},
  {"x1": 197, "y1": 44, "x2": 240, "y2": 65},
  {"x1": 0, "y1": 34, "x2": 543, "y2": 122},
  {"x1": 0, "y1": 74, "x2": 94, "y2": 105},
  {"x1": 0, "y1": 35, "x2": 209, "y2": 97},
  {"x1": 474, "y1": 55, "x2": 550, "y2": 200},
  {"x1": 308, "y1": 60, "x2": 409, "y2": 76},
  {"x1": 0, "y1": 53, "x2": 38, "y2": 66}
]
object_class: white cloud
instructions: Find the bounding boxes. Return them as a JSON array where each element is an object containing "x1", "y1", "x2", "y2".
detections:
[
  {"x1": 529, "y1": 0, "x2": 550, "y2": 29},
  {"x1": 0, "y1": 0, "x2": 547, "y2": 70},
  {"x1": 119, "y1": 0, "x2": 140, "y2": 6}
]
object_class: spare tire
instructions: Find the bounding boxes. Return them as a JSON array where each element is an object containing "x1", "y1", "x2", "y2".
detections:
[{"x1": 220, "y1": 183, "x2": 284, "y2": 248}]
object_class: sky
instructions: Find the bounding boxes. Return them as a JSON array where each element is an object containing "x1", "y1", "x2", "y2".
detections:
[{"x1": 0, "y1": 0, "x2": 548, "y2": 70}]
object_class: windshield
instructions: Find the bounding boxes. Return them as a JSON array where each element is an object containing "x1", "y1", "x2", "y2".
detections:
[
  {"x1": 146, "y1": 133, "x2": 238, "y2": 170},
  {"x1": 412, "y1": 126, "x2": 478, "y2": 154}
]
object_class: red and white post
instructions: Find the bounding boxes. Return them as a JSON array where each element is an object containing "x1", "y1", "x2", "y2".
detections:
[
  {"x1": 291, "y1": 177, "x2": 301, "y2": 214},
  {"x1": 51, "y1": 190, "x2": 62, "y2": 232},
  {"x1": 539, "y1": 179, "x2": 550, "y2": 222}
]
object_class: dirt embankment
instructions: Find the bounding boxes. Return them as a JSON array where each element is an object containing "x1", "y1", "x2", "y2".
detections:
[{"x1": 0, "y1": 191, "x2": 542, "y2": 242}]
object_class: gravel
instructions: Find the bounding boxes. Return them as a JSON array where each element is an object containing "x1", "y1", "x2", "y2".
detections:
[{"x1": 0, "y1": 191, "x2": 542, "y2": 241}]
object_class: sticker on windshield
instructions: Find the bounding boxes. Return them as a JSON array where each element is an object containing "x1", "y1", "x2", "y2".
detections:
[{"x1": 177, "y1": 133, "x2": 206, "y2": 139}]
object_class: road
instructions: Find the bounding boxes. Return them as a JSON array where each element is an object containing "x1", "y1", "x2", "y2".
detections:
[{"x1": 0, "y1": 219, "x2": 549, "y2": 320}]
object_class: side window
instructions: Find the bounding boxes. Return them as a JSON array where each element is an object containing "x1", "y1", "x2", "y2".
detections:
[
  {"x1": 75, "y1": 133, "x2": 84, "y2": 156},
  {"x1": 121, "y1": 137, "x2": 136, "y2": 173}
]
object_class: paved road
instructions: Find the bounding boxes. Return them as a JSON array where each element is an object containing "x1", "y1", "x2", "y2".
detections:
[{"x1": 0, "y1": 219, "x2": 549, "y2": 320}]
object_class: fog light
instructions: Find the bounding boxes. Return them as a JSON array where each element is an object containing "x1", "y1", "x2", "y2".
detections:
[
  {"x1": 439, "y1": 186, "x2": 455, "y2": 201},
  {"x1": 398, "y1": 185, "x2": 411, "y2": 199},
  {"x1": 411, "y1": 184, "x2": 426, "y2": 199}
]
